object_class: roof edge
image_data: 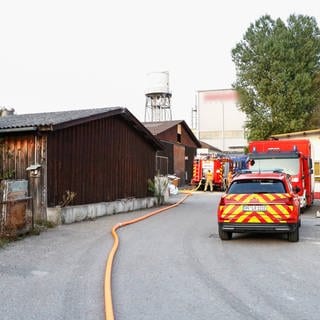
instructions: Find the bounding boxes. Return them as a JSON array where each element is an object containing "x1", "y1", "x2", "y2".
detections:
[{"x1": 271, "y1": 128, "x2": 320, "y2": 138}]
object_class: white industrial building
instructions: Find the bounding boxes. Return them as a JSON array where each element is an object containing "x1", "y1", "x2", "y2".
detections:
[
  {"x1": 192, "y1": 88, "x2": 247, "y2": 152},
  {"x1": 192, "y1": 88, "x2": 320, "y2": 200}
]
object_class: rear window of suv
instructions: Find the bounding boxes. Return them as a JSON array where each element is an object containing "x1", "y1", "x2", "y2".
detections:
[{"x1": 228, "y1": 179, "x2": 286, "y2": 194}]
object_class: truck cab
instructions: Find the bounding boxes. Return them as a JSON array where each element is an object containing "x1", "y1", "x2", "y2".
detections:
[{"x1": 248, "y1": 139, "x2": 314, "y2": 209}]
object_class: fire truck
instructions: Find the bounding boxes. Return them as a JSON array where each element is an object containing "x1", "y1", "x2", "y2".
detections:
[
  {"x1": 191, "y1": 154, "x2": 233, "y2": 191},
  {"x1": 248, "y1": 139, "x2": 314, "y2": 209}
]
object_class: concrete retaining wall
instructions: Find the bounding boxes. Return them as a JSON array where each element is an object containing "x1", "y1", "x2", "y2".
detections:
[{"x1": 47, "y1": 196, "x2": 159, "y2": 225}]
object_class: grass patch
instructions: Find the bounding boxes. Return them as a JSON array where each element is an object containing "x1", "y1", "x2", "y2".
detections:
[
  {"x1": 0, "y1": 237, "x2": 9, "y2": 248},
  {"x1": 35, "y1": 220, "x2": 57, "y2": 229},
  {"x1": 0, "y1": 220, "x2": 57, "y2": 248}
]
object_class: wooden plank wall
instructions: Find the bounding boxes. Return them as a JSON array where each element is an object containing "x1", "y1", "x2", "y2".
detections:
[
  {"x1": 0, "y1": 134, "x2": 37, "y2": 180},
  {"x1": 46, "y1": 115, "x2": 157, "y2": 206},
  {"x1": 0, "y1": 133, "x2": 47, "y2": 220}
]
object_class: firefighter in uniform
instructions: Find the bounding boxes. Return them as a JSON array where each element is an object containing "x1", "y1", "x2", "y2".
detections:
[
  {"x1": 227, "y1": 170, "x2": 234, "y2": 188},
  {"x1": 204, "y1": 169, "x2": 213, "y2": 192}
]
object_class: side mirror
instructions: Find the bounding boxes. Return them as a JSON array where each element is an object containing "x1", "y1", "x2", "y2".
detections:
[{"x1": 293, "y1": 186, "x2": 301, "y2": 194}]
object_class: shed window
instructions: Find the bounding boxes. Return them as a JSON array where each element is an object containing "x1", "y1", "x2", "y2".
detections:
[{"x1": 177, "y1": 124, "x2": 182, "y2": 143}]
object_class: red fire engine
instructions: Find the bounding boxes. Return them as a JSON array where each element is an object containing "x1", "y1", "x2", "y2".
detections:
[
  {"x1": 248, "y1": 139, "x2": 314, "y2": 209},
  {"x1": 191, "y1": 154, "x2": 233, "y2": 191}
]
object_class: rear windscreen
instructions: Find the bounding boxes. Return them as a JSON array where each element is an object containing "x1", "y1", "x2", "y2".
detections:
[{"x1": 228, "y1": 179, "x2": 286, "y2": 194}]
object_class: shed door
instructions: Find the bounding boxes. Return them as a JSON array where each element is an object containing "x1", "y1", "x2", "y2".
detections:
[{"x1": 173, "y1": 144, "x2": 185, "y2": 185}]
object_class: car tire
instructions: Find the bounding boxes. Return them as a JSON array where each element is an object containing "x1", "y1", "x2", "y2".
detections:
[
  {"x1": 288, "y1": 226, "x2": 299, "y2": 242},
  {"x1": 219, "y1": 226, "x2": 232, "y2": 240}
]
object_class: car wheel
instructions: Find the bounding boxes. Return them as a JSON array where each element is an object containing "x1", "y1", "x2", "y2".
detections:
[
  {"x1": 219, "y1": 226, "x2": 232, "y2": 240},
  {"x1": 288, "y1": 226, "x2": 299, "y2": 242}
]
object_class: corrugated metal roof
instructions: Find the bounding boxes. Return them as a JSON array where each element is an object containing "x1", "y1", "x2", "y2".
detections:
[
  {"x1": 0, "y1": 107, "x2": 164, "y2": 150},
  {"x1": 143, "y1": 120, "x2": 201, "y2": 147},
  {"x1": 143, "y1": 120, "x2": 184, "y2": 135},
  {"x1": 0, "y1": 107, "x2": 121, "y2": 130},
  {"x1": 199, "y1": 140, "x2": 222, "y2": 152}
]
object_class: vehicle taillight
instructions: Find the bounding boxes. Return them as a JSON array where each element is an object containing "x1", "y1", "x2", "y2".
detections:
[
  {"x1": 284, "y1": 196, "x2": 293, "y2": 205},
  {"x1": 219, "y1": 196, "x2": 226, "y2": 206}
]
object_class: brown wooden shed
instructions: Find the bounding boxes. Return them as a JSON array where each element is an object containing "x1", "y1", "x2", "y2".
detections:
[
  {"x1": 143, "y1": 120, "x2": 201, "y2": 185},
  {"x1": 0, "y1": 107, "x2": 163, "y2": 221}
]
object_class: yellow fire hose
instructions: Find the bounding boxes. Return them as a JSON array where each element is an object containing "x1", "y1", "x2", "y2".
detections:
[
  {"x1": 193, "y1": 179, "x2": 204, "y2": 191},
  {"x1": 104, "y1": 192, "x2": 192, "y2": 320}
]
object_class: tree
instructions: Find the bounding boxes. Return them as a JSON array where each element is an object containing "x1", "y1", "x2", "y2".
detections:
[
  {"x1": 232, "y1": 14, "x2": 320, "y2": 140},
  {"x1": 310, "y1": 72, "x2": 320, "y2": 127}
]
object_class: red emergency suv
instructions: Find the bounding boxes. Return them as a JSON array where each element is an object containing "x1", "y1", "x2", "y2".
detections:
[{"x1": 217, "y1": 170, "x2": 301, "y2": 242}]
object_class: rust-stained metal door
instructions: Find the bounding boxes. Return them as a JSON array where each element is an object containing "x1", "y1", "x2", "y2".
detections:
[{"x1": 0, "y1": 180, "x2": 31, "y2": 237}]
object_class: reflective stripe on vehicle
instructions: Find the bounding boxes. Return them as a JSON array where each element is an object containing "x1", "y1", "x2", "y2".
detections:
[
  {"x1": 220, "y1": 193, "x2": 294, "y2": 223},
  {"x1": 225, "y1": 193, "x2": 289, "y2": 203}
]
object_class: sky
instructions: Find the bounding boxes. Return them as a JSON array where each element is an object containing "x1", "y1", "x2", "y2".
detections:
[{"x1": 1, "y1": 0, "x2": 320, "y2": 126}]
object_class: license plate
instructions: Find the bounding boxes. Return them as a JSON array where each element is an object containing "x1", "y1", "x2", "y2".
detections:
[{"x1": 243, "y1": 205, "x2": 267, "y2": 212}]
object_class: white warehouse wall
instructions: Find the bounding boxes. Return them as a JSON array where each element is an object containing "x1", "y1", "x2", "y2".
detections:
[{"x1": 197, "y1": 89, "x2": 247, "y2": 152}]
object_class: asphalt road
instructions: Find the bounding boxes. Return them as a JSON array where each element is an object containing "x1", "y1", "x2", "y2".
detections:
[{"x1": 1, "y1": 192, "x2": 320, "y2": 320}]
